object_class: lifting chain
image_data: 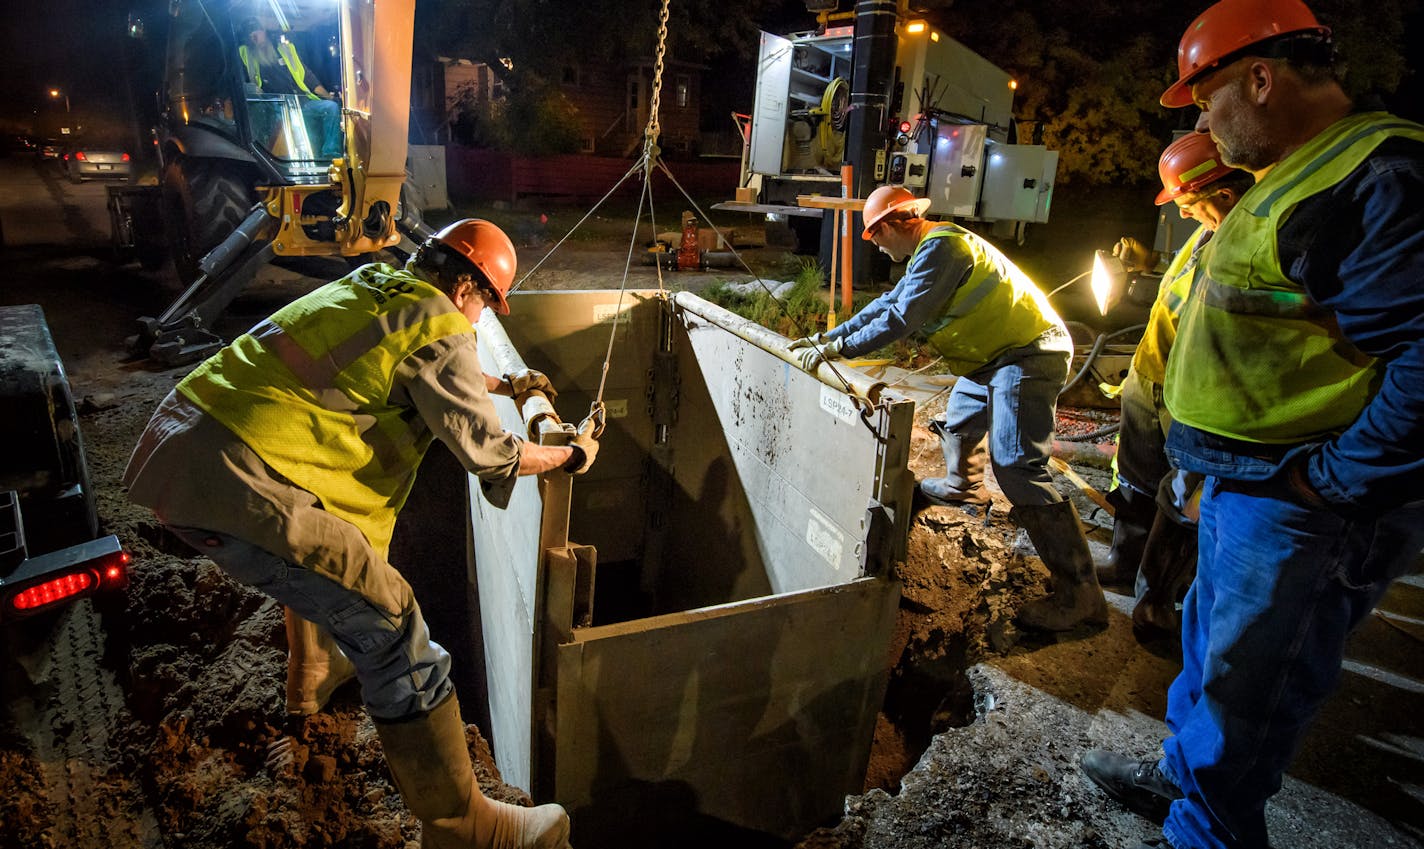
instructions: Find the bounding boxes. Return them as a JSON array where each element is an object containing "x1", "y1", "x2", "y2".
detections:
[{"x1": 641, "y1": 0, "x2": 672, "y2": 173}]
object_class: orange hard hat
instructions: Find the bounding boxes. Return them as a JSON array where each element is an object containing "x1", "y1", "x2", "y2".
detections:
[
  {"x1": 861, "y1": 185, "x2": 932, "y2": 240},
  {"x1": 1160, "y1": 0, "x2": 1331, "y2": 108},
  {"x1": 431, "y1": 219, "x2": 517, "y2": 315},
  {"x1": 1154, "y1": 133, "x2": 1237, "y2": 205}
]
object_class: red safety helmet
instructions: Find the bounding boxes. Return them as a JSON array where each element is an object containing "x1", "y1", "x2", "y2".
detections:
[
  {"x1": 861, "y1": 185, "x2": 932, "y2": 240},
  {"x1": 1154, "y1": 133, "x2": 1237, "y2": 205},
  {"x1": 1160, "y1": 0, "x2": 1331, "y2": 108},
  {"x1": 431, "y1": 219, "x2": 517, "y2": 315}
]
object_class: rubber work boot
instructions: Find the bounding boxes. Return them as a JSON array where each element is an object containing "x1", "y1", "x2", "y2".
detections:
[
  {"x1": 919, "y1": 428, "x2": 990, "y2": 506},
  {"x1": 1132, "y1": 512, "x2": 1199, "y2": 644},
  {"x1": 1099, "y1": 486, "x2": 1157, "y2": 586},
  {"x1": 285, "y1": 608, "x2": 357, "y2": 716},
  {"x1": 375, "y1": 693, "x2": 571, "y2": 849},
  {"x1": 1013, "y1": 500, "x2": 1109, "y2": 631},
  {"x1": 1080, "y1": 749, "x2": 1183, "y2": 824}
]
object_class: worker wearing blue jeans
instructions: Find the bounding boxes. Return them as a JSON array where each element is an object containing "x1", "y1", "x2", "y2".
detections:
[
  {"x1": 790, "y1": 185, "x2": 1103, "y2": 632},
  {"x1": 1158, "y1": 477, "x2": 1424, "y2": 848},
  {"x1": 1078, "y1": 2, "x2": 1424, "y2": 847}
]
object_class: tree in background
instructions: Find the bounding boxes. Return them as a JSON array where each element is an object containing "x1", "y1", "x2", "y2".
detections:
[{"x1": 937, "y1": 0, "x2": 1414, "y2": 185}]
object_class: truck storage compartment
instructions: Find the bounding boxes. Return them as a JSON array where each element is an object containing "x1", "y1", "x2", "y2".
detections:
[{"x1": 467, "y1": 290, "x2": 915, "y2": 846}]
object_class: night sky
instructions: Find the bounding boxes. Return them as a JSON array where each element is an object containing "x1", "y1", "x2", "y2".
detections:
[
  {"x1": 0, "y1": 0, "x2": 141, "y2": 130},
  {"x1": 3, "y1": 0, "x2": 1419, "y2": 137}
]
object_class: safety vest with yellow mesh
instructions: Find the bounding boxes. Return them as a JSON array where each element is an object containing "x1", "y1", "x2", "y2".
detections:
[
  {"x1": 239, "y1": 39, "x2": 319, "y2": 100},
  {"x1": 178, "y1": 264, "x2": 473, "y2": 555},
  {"x1": 918, "y1": 225, "x2": 1061, "y2": 375},
  {"x1": 1164, "y1": 112, "x2": 1424, "y2": 444},
  {"x1": 1132, "y1": 224, "x2": 1209, "y2": 386}
]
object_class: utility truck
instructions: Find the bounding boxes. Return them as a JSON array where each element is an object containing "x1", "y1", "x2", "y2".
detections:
[{"x1": 740, "y1": 15, "x2": 1058, "y2": 238}]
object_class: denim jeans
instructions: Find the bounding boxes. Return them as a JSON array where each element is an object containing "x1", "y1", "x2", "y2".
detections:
[
  {"x1": 937, "y1": 347, "x2": 1069, "y2": 506},
  {"x1": 168, "y1": 526, "x2": 453, "y2": 721},
  {"x1": 1158, "y1": 479, "x2": 1424, "y2": 849},
  {"x1": 301, "y1": 97, "x2": 343, "y2": 159}
]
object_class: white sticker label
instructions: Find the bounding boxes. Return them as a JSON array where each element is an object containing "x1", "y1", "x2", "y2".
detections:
[
  {"x1": 819, "y1": 384, "x2": 857, "y2": 424},
  {"x1": 594, "y1": 303, "x2": 636, "y2": 324},
  {"x1": 806, "y1": 507, "x2": 844, "y2": 569},
  {"x1": 605, "y1": 398, "x2": 628, "y2": 419}
]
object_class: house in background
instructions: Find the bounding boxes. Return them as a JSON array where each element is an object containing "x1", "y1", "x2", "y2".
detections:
[{"x1": 436, "y1": 55, "x2": 706, "y2": 158}]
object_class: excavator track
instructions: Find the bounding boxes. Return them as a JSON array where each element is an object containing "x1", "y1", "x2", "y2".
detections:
[{"x1": 8, "y1": 600, "x2": 164, "y2": 848}]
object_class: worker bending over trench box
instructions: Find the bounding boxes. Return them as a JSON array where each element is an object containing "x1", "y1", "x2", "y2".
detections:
[{"x1": 468, "y1": 289, "x2": 914, "y2": 845}]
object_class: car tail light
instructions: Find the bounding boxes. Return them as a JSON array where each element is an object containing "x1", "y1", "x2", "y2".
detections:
[
  {"x1": 75, "y1": 151, "x2": 87, "y2": 161},
  {"x1": 122, "y1": 152, "x2": 131, "y2": 161},
  {"x1": 63, "y1": 153, "x2": 69, "y2": 161}
]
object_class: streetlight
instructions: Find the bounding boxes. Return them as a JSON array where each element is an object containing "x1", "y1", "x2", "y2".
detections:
[{"x1": 49, "y1": 88, "x2": 70, "y2": 113}]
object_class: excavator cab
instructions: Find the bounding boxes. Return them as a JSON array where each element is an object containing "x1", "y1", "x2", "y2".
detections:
[{"x1": 120, "y1": 0, "x2": 423, "y2": 364}]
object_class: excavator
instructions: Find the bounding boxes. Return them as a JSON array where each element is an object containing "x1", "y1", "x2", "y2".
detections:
[{"x1": 113, "y1": 0, "x2": 431, "y2": 365}]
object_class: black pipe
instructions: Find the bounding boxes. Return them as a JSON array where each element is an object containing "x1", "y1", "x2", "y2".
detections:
[{"x1": 839, "y1": 0, "x2": 898, "y2": 288}]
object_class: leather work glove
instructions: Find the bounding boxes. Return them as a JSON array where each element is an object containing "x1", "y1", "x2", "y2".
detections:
[
  {"x1": 563, "y1": 417, "x2": 600, "y2": 475},
  {"x1": 505, "y1": 368, "x2": 557, "y2": 405},
  {"x1": 1112, "y1": 237, "x2": 1162, "y2": 274},
  {"x1": 794, "y1": 336, "x2": 845, "y2": 371}
]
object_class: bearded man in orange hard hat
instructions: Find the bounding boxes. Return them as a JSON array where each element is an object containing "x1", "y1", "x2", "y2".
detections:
[
  {"x1": 1079, "y1": 1, "x2": 1424, "y2": 847},
  {"x1": 124, "y1": 219, "x2": 593, "y2": 849},
  {"x1": 790, "y1": 184, "x2": 1106, "y2": 633}
]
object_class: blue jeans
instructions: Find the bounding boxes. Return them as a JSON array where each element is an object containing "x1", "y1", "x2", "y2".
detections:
[
  {"x1": 937, "y1": 347, "x2": 1069, "y2": 506},
  {"x1": 1158, "y1": 479, "x2": 1424, "y2": 849},
  {"x1": 168, "y1": 526, "x2": 453, "y2": 721},
  {"x1": 301, "y1": 97, "x2": 343, "y2": 159}
]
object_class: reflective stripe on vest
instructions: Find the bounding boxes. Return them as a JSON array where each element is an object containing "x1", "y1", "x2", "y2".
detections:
[
  {"x1": 178, "y1": 264, "x2": 473, "y2": 554},
  {"x1": 1131, "y1": 225, "x2": 1210, "y2": 385},
  {"x1": 1164, "y1": 112, "x2": 1424, "y2": 443},
  {"x1": 239, "y1": 40, "x2": 318, "y2": 100},
  {"x1": 917, "y1": 225, "x2": 1059, "y2": 374}
]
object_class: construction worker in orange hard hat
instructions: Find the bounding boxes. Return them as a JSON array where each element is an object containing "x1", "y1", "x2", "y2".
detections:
[
  {"x1": 124, "y1": 218, "x2": 592, "y2": 848},
  {"x1": 790, "y1": 184, "x2": 1107, "y2": 632},
  {"x1": 1081, "y1": 1, "x2": 1424, "y2": 848},
  {"x1": 1099, "y1": 133, "x2": 1251, "y2": 646}
]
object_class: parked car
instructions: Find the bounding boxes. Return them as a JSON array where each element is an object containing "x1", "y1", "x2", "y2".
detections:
[
  {"x1": 35, "y1": 138, "x2": 62, "y2": 161},
  {"x1": 1, "y1": 134, "x2": 37, "y2": 156},
  {"x1": 62, "y1": 137, "x2": 132, "y2": 183}
]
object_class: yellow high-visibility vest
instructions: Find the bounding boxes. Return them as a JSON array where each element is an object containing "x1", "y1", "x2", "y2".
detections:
[
  {"x1": 239, "y1": 39, "x2": 319, "y2": 100},
  {"x1": 179, "y1": 264, "x2": 473, "y2": 554},
  {"x1": 919, "y1": 225, "x2": 1061, "y2": 375},
  {"x1": 1132, "y1": 224, "x2": 1208, "y2": 386},
  {"x1": 1165, "y1": 113, "x2": 1424, "y2": 443}
]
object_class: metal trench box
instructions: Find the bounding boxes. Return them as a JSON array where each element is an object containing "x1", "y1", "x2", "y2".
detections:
[{"x1": 468, "y1": 290, "x2": 913, "y2": 846}]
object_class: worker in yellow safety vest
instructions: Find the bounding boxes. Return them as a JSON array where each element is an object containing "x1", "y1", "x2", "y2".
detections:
[
  {"x1": 789, "y1": 185, "x2": 1105, "y2": 632},
  {"x1": 1080, "y1": 0, "x2": 1424, "y2": 847},
  {"x1": 238, "y1": 18, "x2": 343, "y2": 159},
  {"x1": 124, "y1": 219, "x2": 595, "y2": 849},
  {"x1": 1101, "y1": 133, "x2": 1251, "y2": 643}
]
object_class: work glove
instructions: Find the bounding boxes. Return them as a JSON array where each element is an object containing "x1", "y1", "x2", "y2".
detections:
[
  {"x1": 562, "y1": 417, "x2": 600, "y2": 475},
  {"x1": 1111, "y1": 237, "x2": 1162, "y2": 274},
  {"x1": 793, "y1": 335, "x2": 845, "y2": 371},
  {"x1": 505, "y1": 368, "x2": 557, "y2": 405},
  {"x1": 787, "y1": 332, "x2": 827, "y2": 353}
]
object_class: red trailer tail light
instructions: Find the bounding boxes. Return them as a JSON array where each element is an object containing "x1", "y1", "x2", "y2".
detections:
[
  {"x1": 11, "y1": 570, "x2": 96, "y2": 611},
  {"x1": 1, "y1": 536, "x2": 129, "y2": 620}
]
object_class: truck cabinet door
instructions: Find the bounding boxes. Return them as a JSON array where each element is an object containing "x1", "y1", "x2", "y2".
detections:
[{"x1": 749, "y1": 32, "x2": 793, "y2": 178}]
